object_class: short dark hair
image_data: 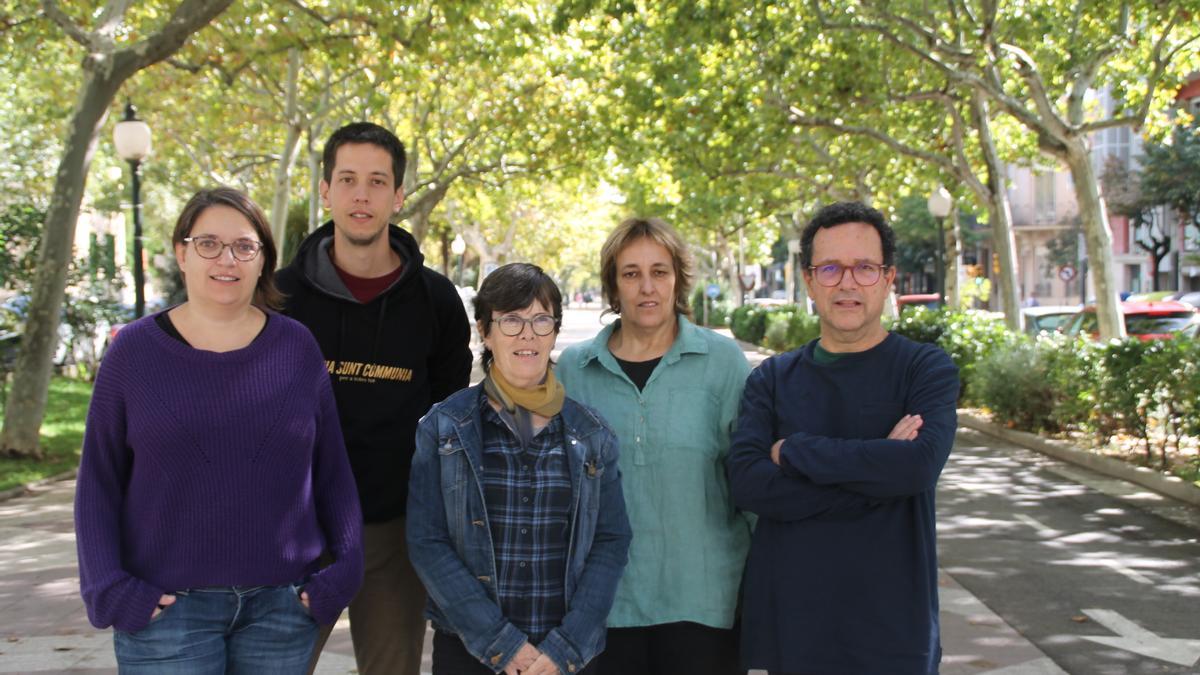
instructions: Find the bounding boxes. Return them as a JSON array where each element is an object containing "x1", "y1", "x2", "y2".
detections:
[
  {"x1": 321, "y1": 122, "x2": 407, "y2": 189},
  {"x1": 800, "y1": 201, "x2": 896, "y2": 269},
  {"x1": 171, "y1": 187, "x2": 282, "y2": 310},
  {"x1": 474, "y1": 263, "x2": 563, "y2": 370}
]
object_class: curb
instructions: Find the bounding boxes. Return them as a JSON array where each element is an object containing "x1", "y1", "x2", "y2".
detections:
[
  {"x1": 0, "y1": 468, "x2": 77, "y2": 503},
  {"x1": 957, "y1": 411, "x2": 1200, "y2": 508}
]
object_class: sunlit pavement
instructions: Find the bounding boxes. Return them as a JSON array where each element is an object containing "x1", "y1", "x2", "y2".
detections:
[{"x1": 0, "y1": 307, "x2": 1196, "y2": 673}]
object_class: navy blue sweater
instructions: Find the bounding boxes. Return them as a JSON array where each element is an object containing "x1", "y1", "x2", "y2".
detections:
[{"x1": 727, "y1": 333, "x2": 958, "y2": 674}]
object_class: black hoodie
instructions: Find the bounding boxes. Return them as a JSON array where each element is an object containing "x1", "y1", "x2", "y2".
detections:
[{"x1": 277, "y1": 221, "x2": 472, "y2": 523}]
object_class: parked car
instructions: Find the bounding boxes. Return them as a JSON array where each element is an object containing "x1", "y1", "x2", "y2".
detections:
[
  {"x1": 1124, "y1": 290, "x2": 1176, "y2": 303},
  {"x1": 1063, "y1": 300, "x2": 1200, "y2": 341},
  {"x1": 0, "y1": 296, "x2": 77, "y2": 366},
  {"x1": 1022, "y1": 305, "x2": 1081, "y2": 336},
  {"x1": 896, "y1": 293, "x2": 942, "y2": 312},
  {"x1": 1169, "y1": 290, "x2": 1200, "y2": 308}
]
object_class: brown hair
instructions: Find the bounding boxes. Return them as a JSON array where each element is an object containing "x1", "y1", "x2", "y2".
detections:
[
  {"x1": 599, "y1": 217, "x2": 693, "y2": 318},
  {"x1": 171, "y1": 187, "x2": 283, "y2": 310}
]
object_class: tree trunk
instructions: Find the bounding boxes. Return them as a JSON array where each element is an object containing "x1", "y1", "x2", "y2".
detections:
[
  {"x1": 945, "y1": 208, "x2": 961, "y2": 309},
  {"x1": 268, "y1": 48, "x2": 303, "y2": 259},
  {"x1": 1064, "y1": 139, "x2": 1125, "y2": 340},
  {"x1": 307, "y1": 141, "x2": 322, "y2": 232},
  {"x1": 0, "y1": 71, "x2": 119, "y2": 457},
  {"x1": 986, "y1": 196, "x2": 1022, "y2": 329},
  {"x1": 972, "y1": 93, "x2": 1022, "y2": 331}
]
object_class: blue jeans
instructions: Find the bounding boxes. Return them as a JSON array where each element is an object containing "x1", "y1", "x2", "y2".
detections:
[{"x1": 113, "y1": 583, "x2": 317, "y2": 674}]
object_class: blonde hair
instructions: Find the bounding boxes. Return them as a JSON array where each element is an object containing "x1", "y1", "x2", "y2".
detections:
[{"x1": 599, "y1": 217, "x2": 693, "y2": 318}]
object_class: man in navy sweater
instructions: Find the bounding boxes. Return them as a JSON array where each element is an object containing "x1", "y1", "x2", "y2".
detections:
[{"x1": 727, "y1": 201, "x2": 959, "y2": 674}]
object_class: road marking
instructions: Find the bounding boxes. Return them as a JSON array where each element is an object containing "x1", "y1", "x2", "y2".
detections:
[
  {"x1": 1098, "y1": 559, "x2": 1154, "y2": 585},
  {"x1": 1079, "y1": 608, "x2": 1200, "y2": 667},
  {"x1": 1014, "y1": 513, "x2": 1060, "y2": 537}
]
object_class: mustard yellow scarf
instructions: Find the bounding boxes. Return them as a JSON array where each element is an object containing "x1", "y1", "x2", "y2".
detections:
[{"x1": 484, "y1": 363, "x2": 565, "y2": 418}]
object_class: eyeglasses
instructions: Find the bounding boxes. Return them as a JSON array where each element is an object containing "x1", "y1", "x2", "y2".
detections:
[
  {"x1": 184, "y1": 236, "x2": 263, "y2": 262},
  {"x1": 807, "y1": 262, "x2": 890, "y2": 287},
  {"x1": 492, "y1": 314, "x2": 558, "y2": 337}
]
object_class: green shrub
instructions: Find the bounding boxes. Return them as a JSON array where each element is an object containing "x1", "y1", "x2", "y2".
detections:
[
  {"x1": 889, "y1": 306, "x2": 945, "y2": 345},
  {"x1": 763, "y1": 308, "x2": 797, "y2": 351},
  {"x1": 890, "y1": 308, "x2": 1019, "y2": 404},
  {"x1": 1094, "y1": 339, "x2": 1154, "y2": 459},
  {"x1": 1136, "y1": 338, "x2": 1200, "y2": 468},
  {"x1": 976, "y1": 342, "x2": 1057, "y2": 431},
  {"x1": 730, "y1": 305, "x2": 770, "y2": 344},
  {"x1": 785, "y1": 311, "x2": 821, "y2": 349},
  {"x1": 1038, "y1": 334, "x2": 1102, "y2": 435}
]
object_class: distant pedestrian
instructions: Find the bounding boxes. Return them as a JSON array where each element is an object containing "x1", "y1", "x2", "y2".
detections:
[
  {"x1": 75, "y1": 187, "x2": 364, "y2": 673},
  {"x1": 727, "y1": 201, "x2": 959, "y2": 674},
  {"x1": 407, "y1": 263, "x2": 631, "y2": 675},
  {"x1": 558, "y1": 217, "x2": 752, "y2": 675},
  {"x1": 276, "y1": 122, "x2": 473, "y2": 675}
]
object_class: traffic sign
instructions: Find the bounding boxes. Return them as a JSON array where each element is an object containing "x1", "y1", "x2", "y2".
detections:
[{"x1": 1058, "y1": 265, "x2": 1077, "y2": 282}]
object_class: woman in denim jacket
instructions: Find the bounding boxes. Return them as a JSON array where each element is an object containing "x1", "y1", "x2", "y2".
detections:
[{"x1": 408, "y1": 263, "x2": 632, "y2": 675}]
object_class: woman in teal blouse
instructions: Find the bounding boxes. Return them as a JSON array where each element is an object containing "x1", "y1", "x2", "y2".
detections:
[{"x1": 557, "y1": 217, "x2": 752, "y2": 675}]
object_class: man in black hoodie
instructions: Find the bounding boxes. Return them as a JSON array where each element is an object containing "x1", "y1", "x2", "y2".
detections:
[{"x1": 278, "y1": 122, "x2": 472, "y2": 675}]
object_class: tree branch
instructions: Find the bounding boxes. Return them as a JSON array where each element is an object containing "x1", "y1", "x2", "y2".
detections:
[{"x1": 41, "y1": 0, "x2": 93, "y2": 49}]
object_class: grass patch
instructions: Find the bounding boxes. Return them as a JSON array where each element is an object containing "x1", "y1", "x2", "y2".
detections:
[{"x1": 0, "y1": 377, "x2": 91, "y2": 492}]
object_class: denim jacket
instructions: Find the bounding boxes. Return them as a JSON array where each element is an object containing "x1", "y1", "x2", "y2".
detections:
[{"x1": 407, "y1": 384, "x2": 632, "y2": 674}]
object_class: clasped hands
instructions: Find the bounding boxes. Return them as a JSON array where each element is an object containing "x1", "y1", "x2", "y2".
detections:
[
  {"x1": 505, "y1": 641, "x2": 559, "y2": 675},
  {"x1": 770, "y1": 414, "x2": 923, "y2": 465}
]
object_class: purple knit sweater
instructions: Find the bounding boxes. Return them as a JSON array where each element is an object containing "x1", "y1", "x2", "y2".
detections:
[{"x1": 75, "y1": 312, "x2": 364, "y2": 633}]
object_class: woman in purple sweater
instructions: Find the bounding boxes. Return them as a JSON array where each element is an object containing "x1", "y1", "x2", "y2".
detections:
[{"x1": 74, "y1": 187, "x2": 364, "y2": 674}]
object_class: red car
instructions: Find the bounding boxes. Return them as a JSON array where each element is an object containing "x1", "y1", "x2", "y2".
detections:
[{"x1": 1064, "y1": 300, "x2": 1200, "y2": 341}]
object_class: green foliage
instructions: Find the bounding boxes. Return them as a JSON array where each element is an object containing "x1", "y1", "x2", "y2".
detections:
[
  {"x1": 975, "y1": 340, "x2": 1056, "y2": 431},
  {"x1": 1141, "y1": 122, "x2": 1200, "y2": 230},
  {"x1": 889, "y1": 307, "x2": 1020, "y2": 404},
  {"x1": 783, "y1": 311, "x2": 821, "y2": 351},
  {"x1": 0, "y1": 203, "x2": 44, "y2": 291},
  {"x1": 0, "y1": 377, "x2": 91, "y2": 492},
  {"x1": 762, "y1": 308, "x2": 797, "y2": 352},
  {"x1": 975, "y1": 332, "x2": 1200, "y2": 475},
  {"x1": 730, "y1": 304, "x2": 771, "y2": 344}
]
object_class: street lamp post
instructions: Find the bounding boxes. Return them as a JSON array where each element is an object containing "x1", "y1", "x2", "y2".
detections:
[
  {"x1": 927, "y1": 185, "x2": 952, "y2": 308},
  {"x1": 450, "y1": 234, "x2": 466, "y2": 287},
  {"x1": 113, "y1": 102, "x2": 152, "y2": 317}
]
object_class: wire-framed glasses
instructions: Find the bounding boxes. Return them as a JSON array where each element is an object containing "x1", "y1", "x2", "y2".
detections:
[
  {"x1": 184, "y1": 236, "x2": 263, "y2": 262},
  {"x1": 807, "y1": 262, "x2": 890, "y2": 287},
  {"x1": 492, "y1": 314, "x2": 558, "y2": 336}
]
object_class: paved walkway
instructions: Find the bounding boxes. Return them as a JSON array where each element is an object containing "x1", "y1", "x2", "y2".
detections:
[
  {"x1": 0, "y1": 477, "x2": 1061, "y2": 674},
  {"x1": 0, "y1": 317, "x2": 1066, "y2": 674}
]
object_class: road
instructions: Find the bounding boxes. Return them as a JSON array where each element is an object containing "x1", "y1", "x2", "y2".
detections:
[
  {"x1": 0, "y1": 306, "x2": 1196, "y2": 673},
  {"x1": 939, "y1": 428, "x2": 1200, "y2": 674}
]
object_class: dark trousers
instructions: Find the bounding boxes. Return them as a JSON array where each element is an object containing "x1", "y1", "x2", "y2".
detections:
[
  {"x1": 433, "y1": 630, "x2": 598, "y2": 675},
  {"x1": 594, "y1": 622, "x2": 744, "y2": 675}
]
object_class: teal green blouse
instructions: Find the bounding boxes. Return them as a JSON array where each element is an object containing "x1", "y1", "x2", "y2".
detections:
[{"x1": 556, "y1": 314, "x2": 753, "y2": 629}]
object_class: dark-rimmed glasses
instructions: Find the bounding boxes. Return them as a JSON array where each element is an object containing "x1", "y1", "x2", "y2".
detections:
[
  {"x1": 492, "y1": 314, "x2": 558, "y2": 336},
  {"x1": 807, "y1": 262, "x2": 890, "y2": 287},
  {"x1": 184, "y1": 236, "x2": 263, "y2": 262}
]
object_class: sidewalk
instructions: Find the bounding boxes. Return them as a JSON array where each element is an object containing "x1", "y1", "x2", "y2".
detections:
[
  {"x1": 0, "y1": 477, "x2": 1062, "y2": 674},
  {"x1": 0, "y1": 325, "x2": 1066, "y2": 675}
]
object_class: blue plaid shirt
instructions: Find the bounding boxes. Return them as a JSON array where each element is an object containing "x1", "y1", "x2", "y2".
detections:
[{"x1": 480, "y1": 400, "x2": 572, "y2": 641}]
